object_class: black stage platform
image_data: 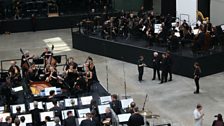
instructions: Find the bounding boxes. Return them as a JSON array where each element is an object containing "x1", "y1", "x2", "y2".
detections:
[
  {"x1": 72, "y1": 32, "x2": 224, "y2": 78},
  {"x1": 0, "y1": 12, "x2": 118, "y2": 33}
]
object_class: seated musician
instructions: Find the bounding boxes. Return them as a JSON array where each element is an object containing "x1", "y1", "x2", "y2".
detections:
[
  {"x1": 127, "y1": 102, "x2": 137, "y2": 114},
  {"x1": 64, "y1": 64, "x2": 78, "y2": 89},
  {"x1": 192, "y1": 25, "x2": 206, "y2": 51},
  {"x1": 101, "y1": 107, "x2": 112, "y2": 126},
  {"x1": 168, "y1": 31, "x2": 179, "y2": 51},
  {"x1": 46, "y1": 66, "x2": 59, "y2": 87},
  {"x1": 40, "y1": 47, "x2": 53, "y2": 67},
  {"x1": 8, "y1": 60, "x2": 21, "y2": 86},
  {"x1": 27, "y1": 66, "x2": 39, "y2": 83},
  {"x1": 64, "y1": 57, "x2": 78, "y2": 71}
]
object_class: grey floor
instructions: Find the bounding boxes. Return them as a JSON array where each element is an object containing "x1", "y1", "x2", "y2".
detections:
[{"x1": 1, "y1": 29, "x2": 224, "y2": 126}]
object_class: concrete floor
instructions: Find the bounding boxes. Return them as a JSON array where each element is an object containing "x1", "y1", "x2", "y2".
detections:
[{"x1": 0, "y1": 29, "x2": 224, "y2": 126}]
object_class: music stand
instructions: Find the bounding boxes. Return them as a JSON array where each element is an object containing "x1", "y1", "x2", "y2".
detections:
[
  {"x1": 53, "y1": 56, "x2": 61, "y2": 63},
  {"x1": 98, "y1": 104, "x2": 110, "y2": 114},
  {"x1": 11, "y1": 104, "x2": 26, "y2": 114},
  {"x1": 100, "y1": 96, "x2": 112, "y2": 105},
  {"x1": 80, "y1": 96, "x2": 93, "y2": 105},
  {"x1": 29, "y1": 101, "x2": 44, "y2": 110},
  {"x1": 118, "y1": 113, "x2": 131, "y2": 123},
  {"x1": 64, "y1": 98, "x2": 78, "y2": 107},
  {"x1": 33, "y1": 58, "x2": 44, "y2": 64},
  {"x1": 40, "y1": 111, "x2": 54, "y2": 121},
  {"x1": 77, "y1": 108, "x2": 90, "y2": 118},
  {"x1": 45, "y1": 101, "x2": 58, "y2": 110},
  {"x1": 18, "y1": 114, "x2": 32, "y2": 123},
  {"x1": 0, "y1": 113, "x2": 10, "y2": 122},
  {"x1": 120, "y1": 98, "x2": 134, "y2": 109}
]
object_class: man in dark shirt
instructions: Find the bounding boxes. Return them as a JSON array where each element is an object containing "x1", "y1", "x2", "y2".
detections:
[
  {"x1": 137, "y1": 56, "x2": 146, "y2": 82},
  {"x1": 152, "y1": 52, "x2": 160, "y2": 80},
  {"x1": 50, "y1": 100, "x2": 62, "y2": 121},
  {"x1": 127, "y1": 107, "x2": 144, "y2": 126},
  {"x1": 80, "y1": 113, "x2": 96, "y2": 126},
  {"x1": 30, "y1": 101, "x2": 44, "y2": 126},
  {"x1": 64, "y1": 111, "x2": 76, "y2": 126},
  {"x1": 110, "y1": 94, "x2": 122, "y2": 115}
]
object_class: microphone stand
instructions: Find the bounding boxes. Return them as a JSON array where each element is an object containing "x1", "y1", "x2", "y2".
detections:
[{"x1": 122, "y1": 60, "x2": 127, "y2": 99}]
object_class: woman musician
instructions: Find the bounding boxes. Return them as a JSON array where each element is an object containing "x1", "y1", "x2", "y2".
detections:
[{"x1": 8, "y1": 61, "x2": 21, "y2": 87}]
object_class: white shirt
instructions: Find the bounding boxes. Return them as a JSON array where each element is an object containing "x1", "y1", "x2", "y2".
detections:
[{"x1": 193, "y1": 108, "x2": 203, "y2": 126}]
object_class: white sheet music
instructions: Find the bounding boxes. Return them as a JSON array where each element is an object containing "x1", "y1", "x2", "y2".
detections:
[
  {"x1": 154, "y1": 24, "x2": 162, "y2": 34},
  {"x1": 77, "y1": 108, "x2": 90, "y2": 118},
  {"x1": 12, "y1": 86, "x2": 23, "y2": 92},
  {"x1": 80, "y1": 96, "x2": 93, "y2": 105},
  {"x1": 193, "y1": 29, "x2": 199, "y2": 35},
  {"x1": 121, "y1": 98, "x2": 134, "y2": 109},
  {"x1": 100, "y1": 96, "x2": 112, "y2": 104},
  {"x1": 175, "y1": 32, "x2": 180, "y2": 37},
  {"x1": 61, "y1": 109, "x2": 75, "y2": 120},
  {"x1": 46, "y1": 121, "x2": 56, "y2": 126},
  {"x1": 0, "y1": 113, "x2": 10, "y2": 122},
  {"x1": 18, "y1": 114, "x2": 32, "y2": 123},
  {"x1": 11, "y1": 104, "x2": 26, "y2": 114},
  {"x1": 0, "y1": 106, "x2": 4, "y2": 113},
  {"x1": 29, "y1": 102, "x2": 44, "y2": 110},
  {"x1": 221, "y1": 25, "x2": 224, "y2": 31},
  {"x1": 64, "y1": 98, "x2": 78, "y2": 107},
  {"x1": 98, "y1": 104, "x2": 110, "y2": 114},
  {"x1": 40, "y1": 111, "x2": 54, "y2": 121},
  {"x1": 44, "y1": 87, "x2": 57, "y2": 96},
  {"x1": 45, "y1": 101, "x2": 59, "y2": 110},
  {"x1": 118, "y1": 113, "x2": 131, "y2": 122}
]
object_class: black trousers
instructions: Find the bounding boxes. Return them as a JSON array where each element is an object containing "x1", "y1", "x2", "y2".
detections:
[
  {"x1": 138, "y1": 68, "x2": 144, "y2": 81},
  {"x1": 194, "y1": 77, "x2": 200, "y2": 93},
  {"x1": 167, "y1": 68, "x2": 172, "y2": 80},
  {"x1": 152, "y1": 68, "x2": 160, "y2": 80},
  {"x1": 161, "y1": 70, "x2": 167, "y2": 83}
]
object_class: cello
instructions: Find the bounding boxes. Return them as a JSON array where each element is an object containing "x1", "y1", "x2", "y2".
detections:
[{"x1": 45, "y1": 45, "x2": 57, "y2": 67}]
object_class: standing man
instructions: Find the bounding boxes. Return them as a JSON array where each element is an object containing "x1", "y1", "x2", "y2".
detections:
[
  {"x1": 166, "y1": 51, "x2": 173, "y2": 81},
  {"x1": 160, "y1": 54, "x2": 168, "y2": 84},
  {"x1": 137, "y1": 56, "x2": 146, "y2": 82},
  {"x1": 152, "y1": 52, "x2": 160, "y2": 80},
  {"x1": 193, "y1": 104, "x2": 204, "y2": 126},
  {"x1": 193, "y1": 62, "x2": 201, "y2": 94}
]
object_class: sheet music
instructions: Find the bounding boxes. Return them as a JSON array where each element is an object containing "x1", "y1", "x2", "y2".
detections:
[
  {"x1": 18, "y1": 114, "x2": 32, "y2": 123},
  {"x1": 0, "y1": 113, "x2": 10, "y2": 122},
  {"x1": 44, "y1": 87, "x2": 57, "y2": 96},
  {"x1": 77, "y1": 108, "x2": 90, "y2": 118},
  {"x1": 29, "y1": 102, "x2": 44, "y2": 110},
  {"x1": 118, "y1": 113, "x2": 131, "y2": 122},
  {"x1": 64, "y1": 98, "x2": 78, "y2": 107},
  {"x1": 221, "y1": 25, "x2": 224, "y2": 31},
  {"x1": 154, "y1": 24, "x2": 162, "y2": 34},
  {"x1": 12, "y1": 86, "x2": 23, "y2": 92},
  {"x1": 175, "y1": 32, "x2": 180, "y2": 37},
  {"x1": 11, "y1": 104, "x2": 26, "y2": 114},
  {"x1": 121, "y1": 98, "x2": 134, "y2": 109},
  {"x1": 98, "y1": 104, "x2": 110, "y2": 114},
  {"x1": 0, "y1": 106, "x2": 4, "y2": 113},
  {"x1": 193, "y1": 29, "x2": 199, "y2": 35},
  {"x1": 46, "y1": 121, "x2": 56, "y2": 126},
  {"x1": 62, "y1": 109, "x2": 75, "y2": 120},
  {"x1": 80, "y1": 96, "x2": 93, "y2": 105},
  {"x1": 100, "y1": 96, "x2": 112, "y2": 104},
  {"x1": 40, "y1": 111, "x2": 54, "y2": 121},
  {"x1": 45, "y1": 102, "x2": 58, "y2": 110}
]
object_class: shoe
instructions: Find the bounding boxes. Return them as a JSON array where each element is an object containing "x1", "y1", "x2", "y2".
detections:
[
  {"x1": 168, "y1": 79, "x2": 172, "y2": 81},
  {"x1": 194, "y1": 91, "x2": 199, "y2": 94},
  {"x1": 159, "y1": 82, "x2": 163, "y2": 84},
  {"x1": 152, "y1": 78, "x2": 155, "y2": 80}
]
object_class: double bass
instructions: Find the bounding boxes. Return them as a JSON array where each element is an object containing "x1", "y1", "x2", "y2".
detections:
[{"x1": 42, "y1": 45, "x2": 57, "y2": 67}]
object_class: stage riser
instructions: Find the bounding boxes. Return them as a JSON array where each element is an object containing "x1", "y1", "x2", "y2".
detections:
[{"x1": 72, "y1": 32, "x2": 224, "y2": 78}]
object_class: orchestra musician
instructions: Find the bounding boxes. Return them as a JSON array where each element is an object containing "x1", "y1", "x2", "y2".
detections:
[
  {"x1": 45, "y1": 66, "x2": 63, "y2": 88},
  {"x1": 8, "y1": 60, "x2": 21, "y2": 86},
  {"x1": 41, "y1": 47, "x2": 56, "y2": 67},
  {"x1": 21, "y1": 50, "x2": 34, "y2": 77}
]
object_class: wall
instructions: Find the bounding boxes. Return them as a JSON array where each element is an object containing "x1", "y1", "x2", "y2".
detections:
[
  {"x1": 176, "y1": 0, "x2": 197, "y2": 25},
  {"x1": 210, "y1": 0, "x2": 224, "y2": 25},
  {"x1": 153, "y1": 0, "x2": 161, "y2": 15},
  {"x1": 114, "y1": 0, "x2": 144, "y2": 11}
]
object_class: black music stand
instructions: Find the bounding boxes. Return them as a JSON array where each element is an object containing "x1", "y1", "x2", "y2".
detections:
[
  {"x1": 33, "y1": 58, "x2": 44, "y2": 64},
  {"x1": 53, "y1": 56, "x2": 61, "y2": 63}
]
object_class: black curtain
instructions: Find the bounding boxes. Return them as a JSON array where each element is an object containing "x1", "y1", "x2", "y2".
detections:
[
  {"x1": 161, "y1": 0, "x2": 176, "y2": 17},
  {"x1": 144, "y1": 0, "x2": 153, "y2": 10},
  {"x1": 198, "y1": 0, "x2": 210, "y2": 17}
]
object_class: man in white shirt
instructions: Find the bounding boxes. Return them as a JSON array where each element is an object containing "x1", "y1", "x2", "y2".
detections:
[{"x1": 193, "y1": 104, "x2": 205, "y2": 126}]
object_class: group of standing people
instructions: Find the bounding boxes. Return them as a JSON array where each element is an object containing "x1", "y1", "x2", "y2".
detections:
[
  {"x1": 138, "y1": 51, "x2": 202, "y2": 94},
  {"x1": 137, "y1": 51, "x2": 173, "y2": 84}
]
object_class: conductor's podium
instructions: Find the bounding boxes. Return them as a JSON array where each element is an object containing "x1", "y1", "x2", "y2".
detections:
[{"x1": 30, "y1": 81, "x2": 52, "y2": 95}]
